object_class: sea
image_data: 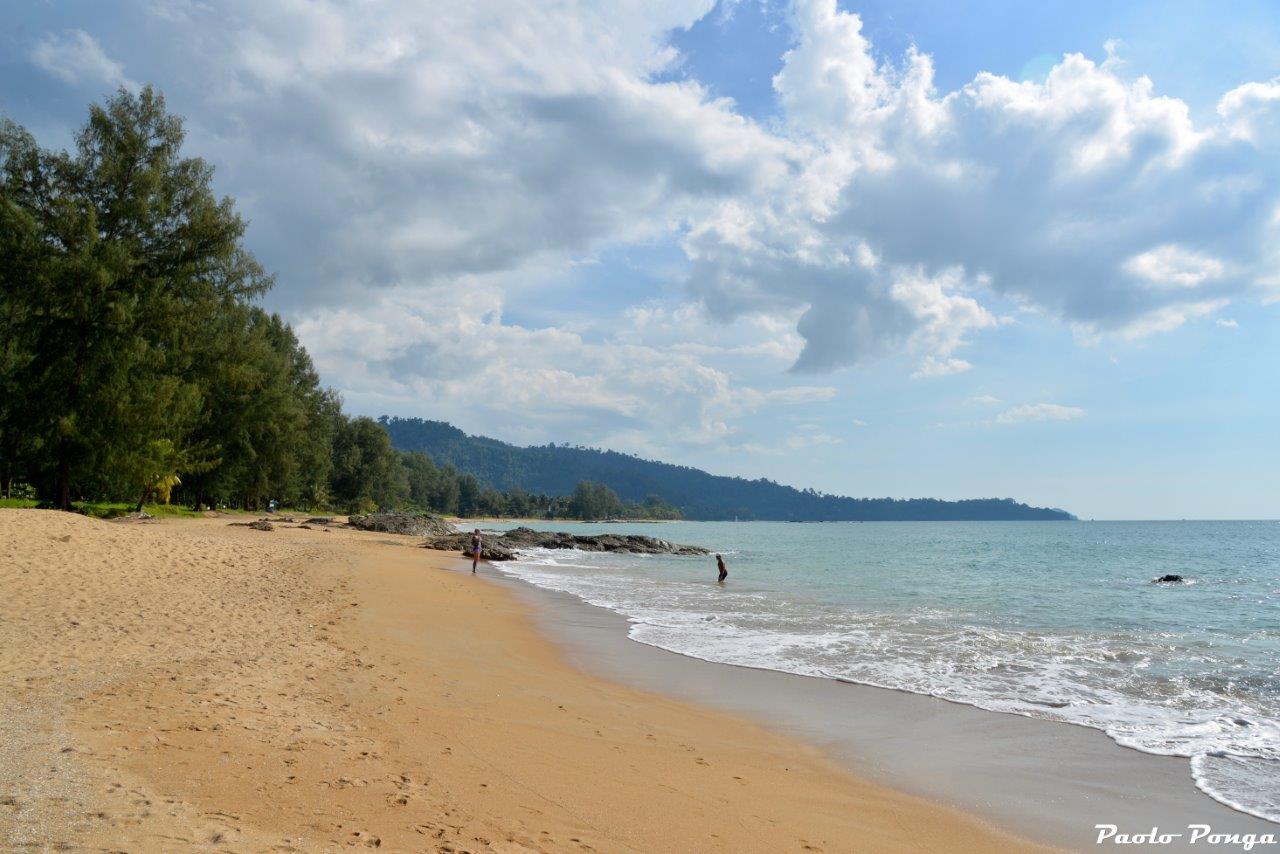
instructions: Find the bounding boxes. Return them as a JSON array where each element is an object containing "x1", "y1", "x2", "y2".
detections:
[{"x1": 476, "y1": 519, "x2": 1280, "y2": 824}]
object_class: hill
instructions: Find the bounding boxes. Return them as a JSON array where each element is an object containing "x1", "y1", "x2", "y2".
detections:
[{"x1": 380, "y1": 417, "x2": 1074, "y2": 522}]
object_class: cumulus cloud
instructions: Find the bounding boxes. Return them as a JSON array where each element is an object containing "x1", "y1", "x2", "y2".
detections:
[
  {"x1": 159, "y1": 0, "x2": 798, "y2": 307},
  {"x1": 30, "y1": 30, "x2": 134, "y2": 88},
  {"x1": 685, "y1": 0, "x2": 1280, "y2": 372},
  {"x1": 1218, "y1": 79, "x2": 1280, "y2": 149},
  {"x1": 17, "y1": 0, "x2": 1280, "y2": 451},
  {"x1": 293, "y1": 284, "x2": 834, "y2": 451},
  {"x1": 995, "y1": 403, "x2": 1086, "y2": 425}
]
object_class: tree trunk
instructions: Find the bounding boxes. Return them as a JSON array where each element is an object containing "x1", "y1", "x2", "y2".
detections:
[{"x1": 55, "y1": 456, "x2": 71, "y2": 511}]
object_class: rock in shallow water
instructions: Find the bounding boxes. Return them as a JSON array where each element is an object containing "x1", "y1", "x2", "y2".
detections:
[
  {"x1": 1153, "y1": 574, "x2": 1185, "y2": 584},
  {"x1": 421, "y1": 526, "x2": 707, "y2": 561}
]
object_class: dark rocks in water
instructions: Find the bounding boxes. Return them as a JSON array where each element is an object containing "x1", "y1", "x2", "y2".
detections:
[
  {"x1": 421, "y1": 526, "x2": 707, "y2": 561},
  {"x1": 1153, "y1": 574, "x2": 1185, "y2": 584},
  {"x1": 348, "y1": 512, "x2": 454, "y2": 537},
  {"x1": 499, "y1": 526, "x2": 709, "y2": 555},
  {"x1": 466, "y1": 542, "x2": 517, "y2": 561},
  {"x1": 421, "y1": 532, "x2": 517, "y2": 561}
]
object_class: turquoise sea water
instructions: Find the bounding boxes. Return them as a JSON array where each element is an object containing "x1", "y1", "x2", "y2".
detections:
[{"x1": 480, "y1": 519, "x2": 1280, "y2": 823}]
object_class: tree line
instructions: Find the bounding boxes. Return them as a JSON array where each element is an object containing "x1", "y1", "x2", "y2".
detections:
[
  {"x1": 0, "y1": 87, "x2": 678, "y2": 520},
  {"x1": 383, "y1": 416, "x2": 1075, "y2": 521}
]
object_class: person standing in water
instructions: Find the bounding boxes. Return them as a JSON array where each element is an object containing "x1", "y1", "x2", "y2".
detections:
[
  {"x1": 716, "y1": 553, "x2": 727, "y2": 583},
  {"x1": 471, "y1": 528, "x2": 482, "y2": 573}
]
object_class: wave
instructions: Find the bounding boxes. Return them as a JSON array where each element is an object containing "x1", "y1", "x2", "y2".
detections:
[{"x1": 500, "y1": 548, "x2": 1280, "y2": 824}]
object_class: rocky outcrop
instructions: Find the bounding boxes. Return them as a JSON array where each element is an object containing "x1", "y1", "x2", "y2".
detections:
[
  {"x1": 499, "y1": 526, "x2": 708, "y2": 555},
  {"x1": 1153, "y1": 574, "x2": 1185, "y2": 584},
  {"x1": 228, "y1": 518, "x2": 275, "y2": 531},
  {"x1": 348, "y1": 512, "x2": 454, "y2": 537},
  {"x1": 421, "y1": 526, "x2": 707, "y2": 561},
  {"x1": 420, "y1": 532, "x2": 517, "y2": 561}
]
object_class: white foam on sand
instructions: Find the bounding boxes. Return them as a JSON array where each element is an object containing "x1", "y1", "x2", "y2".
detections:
[{"x1": 501, "y1": 549, "x2": 1280, "y2": 823}]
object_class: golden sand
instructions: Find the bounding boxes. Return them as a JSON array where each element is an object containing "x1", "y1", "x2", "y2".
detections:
[{"x1": 0, "y1": 509, "x2": 1042, "y2": 851}]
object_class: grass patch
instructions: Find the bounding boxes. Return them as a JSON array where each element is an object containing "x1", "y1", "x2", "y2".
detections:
[
  {"x1": 0, "y1": 498, "x2": 40, "y2": 510},
  {"x1": 0, "y1": 499, "x2": 326, "y2": 519},
  {"x1": 75, "y1": 502, "x2": 206, "y2": 520}
]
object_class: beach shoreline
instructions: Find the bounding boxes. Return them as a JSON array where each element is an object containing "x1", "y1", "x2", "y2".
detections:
[
  {"x1": 0, "y1": 509, "x2": 1039, "y2": 852},
  {"x1": 489, "y1": 566, "x2": 1280, "y2": 850}
]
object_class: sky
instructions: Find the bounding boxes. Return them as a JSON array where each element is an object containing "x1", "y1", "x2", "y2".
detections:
[{"x1": 3, "y1": 0, "x2": 1279, "y2": 520}]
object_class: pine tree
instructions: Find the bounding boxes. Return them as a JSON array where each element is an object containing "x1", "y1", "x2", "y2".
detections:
[{"x1": 0, "y1": 87, "x2": 270, "y2": 508}]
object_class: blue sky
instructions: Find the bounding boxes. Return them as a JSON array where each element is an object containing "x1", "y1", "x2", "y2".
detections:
[{"x1": 3, "y1": 1, "x2": 1278, "y2": 519}]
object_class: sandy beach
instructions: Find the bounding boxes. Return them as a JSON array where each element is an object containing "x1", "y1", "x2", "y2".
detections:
[{"x1": 0, "y1": 509, "x2": 1038, "y2": 851}]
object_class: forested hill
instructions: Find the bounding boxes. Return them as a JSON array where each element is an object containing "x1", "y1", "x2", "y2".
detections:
[{"x1": 380, "y1": 417, "x2": 1075, "y2": 521}]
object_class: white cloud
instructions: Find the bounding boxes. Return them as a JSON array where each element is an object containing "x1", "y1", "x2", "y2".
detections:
[
  {"x1": 738, "y1": 429, "x2": 842, "y2": 456},
  {"x1": 685, "y1": 0, "x2": 1280, "y2": 372},
  {"x1": 995, "y1": 403, "x2": 1086, "y2": 425},
  {"x1": 1217, "y1": 318, "x2": 1239, "y2": 328},
  {"x1": 967, "y1": 394, "x2": 1001, "y2": 406},
  {"x1": 1124, "y1": 245, "x2": 1227, "y2": 289},
  {"x1": 1114, "y1": 299, "x2": 1228, "y2": 340},
  {"x1": 294, "y1": 284, "x2": 832, "y2": 450},
  {"x1": 30, "y1": 30, "x2": 133, "y2": 88},
  {"x1": 1218, "y1": 79, "x2": 1280, "y2": 150},
  {"x1": 165, "y1": 0, "x2": 797, "y2": 307},
  {"x1": 18, "y1": 0, "x2": 1280, "y2": 452}
]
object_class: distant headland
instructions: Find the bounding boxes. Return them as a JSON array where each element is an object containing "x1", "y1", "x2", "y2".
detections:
[{"x1": 381, "y1": 417, "x2": 1075, "y2": 522}]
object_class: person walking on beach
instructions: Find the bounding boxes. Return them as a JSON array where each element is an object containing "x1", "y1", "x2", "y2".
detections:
[
  {"x1": 471, "y1": 528, "x2": 482, "y2": 573},
  {"x1": 716, "y1": 553, "x2": 727, "y2": 583}
]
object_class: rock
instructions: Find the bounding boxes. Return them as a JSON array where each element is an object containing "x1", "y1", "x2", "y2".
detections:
[
  {"x1": 499, "y1": 526, "x2": 708, "y2": 555},
  {"x1": 421, "y1": 526, "x2": 706, "y2": 561},
  {"x1": 1153, "y1": 574, "x2": 1185, "y2": 584},
  {"x1": 421, "y1": 533, "x2": 517, "y2": 561},
  {"x1": 348, "y1": 512, "x2": 454, "y2": 537},
  {"x1": 111, "y1": 511, "x2": 155, "y2": 523},
  {"x1": 304, "y1": 516, "x2": 333, "y2": 525},
  {"x1": 467, "y1": 543, "x2": 517, "y2": 561},
  {"x1": 249, "y1": 519, "x2": 274, "y2": 531}
]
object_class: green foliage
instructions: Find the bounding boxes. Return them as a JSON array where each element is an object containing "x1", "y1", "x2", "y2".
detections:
[
  {"x1": 75, "y1": 501, "x2": 205, "y2": 520},
  {"x1": 0, "y1": 89, "x2": 343, "y2": 513},
  {"x1": 0, "y1": 91, "x2": 702, "y2": 524},
  {"x1": 0, "y1": 87, "x2": 269, "y2": 509},
  {"x1": 0, "y1": 498, "x2": 39, "y2": 509},
  {"x1": 569, "y1": 481, "x2": 622, "y2": 520},
  {"x1": 330, "y1": 416, "x2": 408, "y2": 514},
  {"x1": 382, "y1": 416, "x2": 1074, "y2": 521}
]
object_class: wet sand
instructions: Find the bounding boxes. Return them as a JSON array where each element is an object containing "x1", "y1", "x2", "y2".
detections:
[
  {"x1": 0, "y1": 509, "x2": 1037, "y2": 851},
  {"x1": 492, "y1": 569, "x2": 1280, "y2": 851}
]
